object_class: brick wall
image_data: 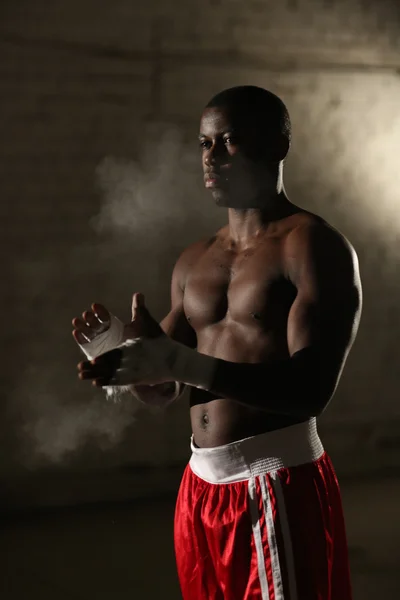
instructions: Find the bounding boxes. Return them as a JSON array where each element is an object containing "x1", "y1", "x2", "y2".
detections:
[{"x1": 1, "y1": 0, "x2": 400, "y2": 503}]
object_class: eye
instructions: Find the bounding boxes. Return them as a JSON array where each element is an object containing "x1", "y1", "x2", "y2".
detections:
[
  {"x1": 224, "y1": 136, "x2": 236, "y2": 146},
  {"x1": 199, "y1": 139, "x2": 211, "y2": 149}
]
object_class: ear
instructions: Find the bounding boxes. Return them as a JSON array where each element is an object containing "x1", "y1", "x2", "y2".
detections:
[
  {"x1": 272, "y1": 134, "x2": 290, "y2": 162},
  {"x1": 249, "y1": 133, "x2": 290, "y2": 164}
]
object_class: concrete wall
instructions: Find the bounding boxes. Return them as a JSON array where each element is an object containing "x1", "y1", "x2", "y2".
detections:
[{"x1": 1, "y1": 0, "x2": 400, "y2": 506}]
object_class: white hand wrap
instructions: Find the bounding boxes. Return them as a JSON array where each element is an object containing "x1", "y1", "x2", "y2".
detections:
[
  {"x1": 76, "y1": 313, "x2": 136, "y2": 401},
  {"x1": 78, "y1": 314, "x2": 125, "y2": 360},
  {"x1": 169, "y1": 340, "x2": 217, "y2": 390},
  {"x1": 121, "y1": 335, "x2": 217, "y2": 390}
]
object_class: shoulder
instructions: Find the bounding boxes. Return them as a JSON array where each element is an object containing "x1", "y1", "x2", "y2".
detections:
[
  {"x1": 176, "y1": 235, "x2": 216, "y2": 268},
  {"x1": 172, "y1": 234, "x2": 218, "y2": 289},
  {"x1": 283, "y1": 213, "x2": 361, "y2": 286},
  {"x1": 284, "y1": 212, "x2": 358, "y2": 265}
]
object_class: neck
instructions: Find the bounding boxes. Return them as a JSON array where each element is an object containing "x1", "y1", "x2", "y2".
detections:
[{"x1": 227, "y1": 168, "x2": 295, "y2": 246}]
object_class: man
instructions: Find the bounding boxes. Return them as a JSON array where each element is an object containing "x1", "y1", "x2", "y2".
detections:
[{"x1": 73, "y1": 86, "x2": 361, "y2": 599}]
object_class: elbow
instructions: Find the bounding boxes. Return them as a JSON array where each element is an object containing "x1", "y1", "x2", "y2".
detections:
[
  {"x1": 310, "y1": 403, "x2": 327, "y2": 418},
  {"x1": 294, "y1": 377, "x2": 334, "y2": 419},
  {"x1": 307, "y1": 382, "x2": 335, "y2": 418}
]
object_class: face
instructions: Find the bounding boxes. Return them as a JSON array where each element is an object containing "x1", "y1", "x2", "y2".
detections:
[{"x1": 199, "y1": 106, "x2": 279, "y2": 208}]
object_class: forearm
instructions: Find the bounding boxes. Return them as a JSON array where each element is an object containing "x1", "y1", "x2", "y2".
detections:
[
  {"x1": 84, "y1": 333, "x2": 335, "y2": 416},
  {"x1": 174, "y1": 345, "x2": 334, "y2": 419}
]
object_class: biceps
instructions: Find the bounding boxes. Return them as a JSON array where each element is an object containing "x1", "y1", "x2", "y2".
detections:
[
  {"x1": 287, "y1": 291, "x2": 360, "y2": 357},
  {"x1": 287, "y1": 297, "x2": 318, "y2": 354}
]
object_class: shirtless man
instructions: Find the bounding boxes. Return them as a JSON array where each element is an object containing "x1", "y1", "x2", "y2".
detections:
[{"x1": 73, "y1": 86, "x2": 362, "y2": 599}]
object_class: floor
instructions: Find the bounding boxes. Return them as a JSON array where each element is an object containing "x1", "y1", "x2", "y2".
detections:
[{"x1": 1, "y1": 477, "x2": 399, "y2": 599}]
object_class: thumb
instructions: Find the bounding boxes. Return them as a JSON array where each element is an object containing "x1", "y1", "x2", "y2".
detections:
[
  {"x1": 130, "y1": 292, "x2": 163, "y2": 338},
  {"x1": 131, "y1": 292, "x2": 145, "y2": 321}
]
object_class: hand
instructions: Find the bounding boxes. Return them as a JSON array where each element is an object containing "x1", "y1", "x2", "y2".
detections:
[
  {"x1": 125, "y1": 292, "x2": 165, "y2": 340},
  {"x1": 77, "y1": 293, "x2": 170, "y2": 387},
  {"x1": 72, "y1": 302, "x2": 125, "y2": 361},
  {"x1": 72, "y1": 303, "x2": 111, "y2": 345}
]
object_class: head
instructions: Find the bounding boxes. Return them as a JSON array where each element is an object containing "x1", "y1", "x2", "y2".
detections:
[{"x1": 199, "y1": 86, "x2": 291, "y2": 208}]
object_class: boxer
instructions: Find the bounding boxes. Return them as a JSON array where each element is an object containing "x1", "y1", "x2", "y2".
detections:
[{"x1": 73, "y1": 86, "x2": 362, "y2": 599}]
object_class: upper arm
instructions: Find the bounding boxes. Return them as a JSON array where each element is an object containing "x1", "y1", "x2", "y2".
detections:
[
  {"x1": 285, "y1": 223, "x2": 362, "y2": 390},
  {"x1": 159, "y1": 242, "x2": 205, "y2": 348}
]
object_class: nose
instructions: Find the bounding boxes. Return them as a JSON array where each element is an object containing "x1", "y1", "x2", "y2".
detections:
[
  {"x1": 204, "y1": 144, "x2": 216, "y2": 167},
  {"x1": 204, "y1": 152, "x2": 215, "y2": 167},
  {"x1": 204, "y1": 141, "x2": 226, "y2": 168}
]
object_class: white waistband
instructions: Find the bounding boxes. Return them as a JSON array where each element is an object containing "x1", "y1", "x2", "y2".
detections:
[{"x1": 189, "y1": 418, "x2": 324, "y2": 484}]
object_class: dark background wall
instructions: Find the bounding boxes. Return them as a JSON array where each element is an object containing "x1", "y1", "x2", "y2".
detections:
[{"x1": 1, "y1": 0, "x2": 400, "y2": 508}]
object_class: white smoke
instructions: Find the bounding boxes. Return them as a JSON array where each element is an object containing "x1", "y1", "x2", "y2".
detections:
[
  {"x1": 16, "y1": 125, "x2": 219, "y2": 466},
  {"x1": 92, "y1": 126, "x2": 220, "y2": 241}
]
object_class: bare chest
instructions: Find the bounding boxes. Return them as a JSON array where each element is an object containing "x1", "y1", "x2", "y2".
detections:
[{"x1": 183, "y1": 242, "x2": 295, "y2": 330}]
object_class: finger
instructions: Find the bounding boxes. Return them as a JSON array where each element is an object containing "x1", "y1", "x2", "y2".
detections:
[
  {"x1": 78, "y1": 370, "x2": 95, "y2": 380},
  {"x1": 92, "y1": 303, "x2": 110, "y2": 324},
  {"x1": 131, "y1": 292, "x2": 145, "y2": 320},
  {"x1": 79, "y1": 370, "x2": 109, "y2": 381},
  {"x1": 92, "y1": 377, "x2": 126, "y2": 387},
  {"x1": 77, "y1": 349, "x2": 123, "y2": 375},
  {"x1": 80, "y1": 368, "x2": 127, "y2": 385},
  {"x1": 92, "y1": 379, "x2": 107, "y2": 387},
  {"x1": 72, "y1": 317, "x2": 94, "y2": 338},
  {"x1": 90, "y1": 370, "x2": 139, "y2": 387},
  {"x1": 77, "y1": 360, "x2": 92, "y2": 371},
  {"x1": 91, "y1": 377, "x2": 131, "y2": 387},
  {"x1": 124, "y1": 322, "x2": 142, "y2": 339},
  {"x1": 82, "y1": 311, "x2": 105, "y2": 332},
  {"x1": 72, "y1": 329, "x2": 89, "y2": 344},
  {"x1": 93, "y1": 348, "x2": 124, "y2": 365},
  {"x1": 135, "y1": 292, "x2": 145, "y2": 308},
  {"x1": 78, "y1": 366, "x2": 115, "y2": 381}
]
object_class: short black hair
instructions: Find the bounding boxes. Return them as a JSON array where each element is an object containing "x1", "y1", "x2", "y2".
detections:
[{"x1": 205, "y1": 85, "x2": 292, "y2": 144}]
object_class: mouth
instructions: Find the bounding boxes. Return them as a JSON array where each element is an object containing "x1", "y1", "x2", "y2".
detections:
[{"x1": 204, "y1": 172, "x2": 226, "y2": 189}]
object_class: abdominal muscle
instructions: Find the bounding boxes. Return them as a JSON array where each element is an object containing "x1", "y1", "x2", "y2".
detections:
[{"x1": 189, "y1": 333, "x2": 303, "y2": 448}]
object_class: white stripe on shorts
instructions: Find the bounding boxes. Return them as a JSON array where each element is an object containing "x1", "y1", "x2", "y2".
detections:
[
  {"x1": 248, "y1": 474, "x2": 298, "y2": 600},
  {"x1": 260, "y1": 475, "x2": 284, "y2": 599},
  {"x1": 270, "y1": 474, "x2": 298, "y2": 600},
  {"x1": 248, "y1": 476, "x2": 270, "y2": 600}
]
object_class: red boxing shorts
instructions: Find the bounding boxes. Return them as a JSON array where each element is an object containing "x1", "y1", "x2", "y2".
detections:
[{"x1": 174, "y1": 418, "x2": 352, "y2": 599}]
